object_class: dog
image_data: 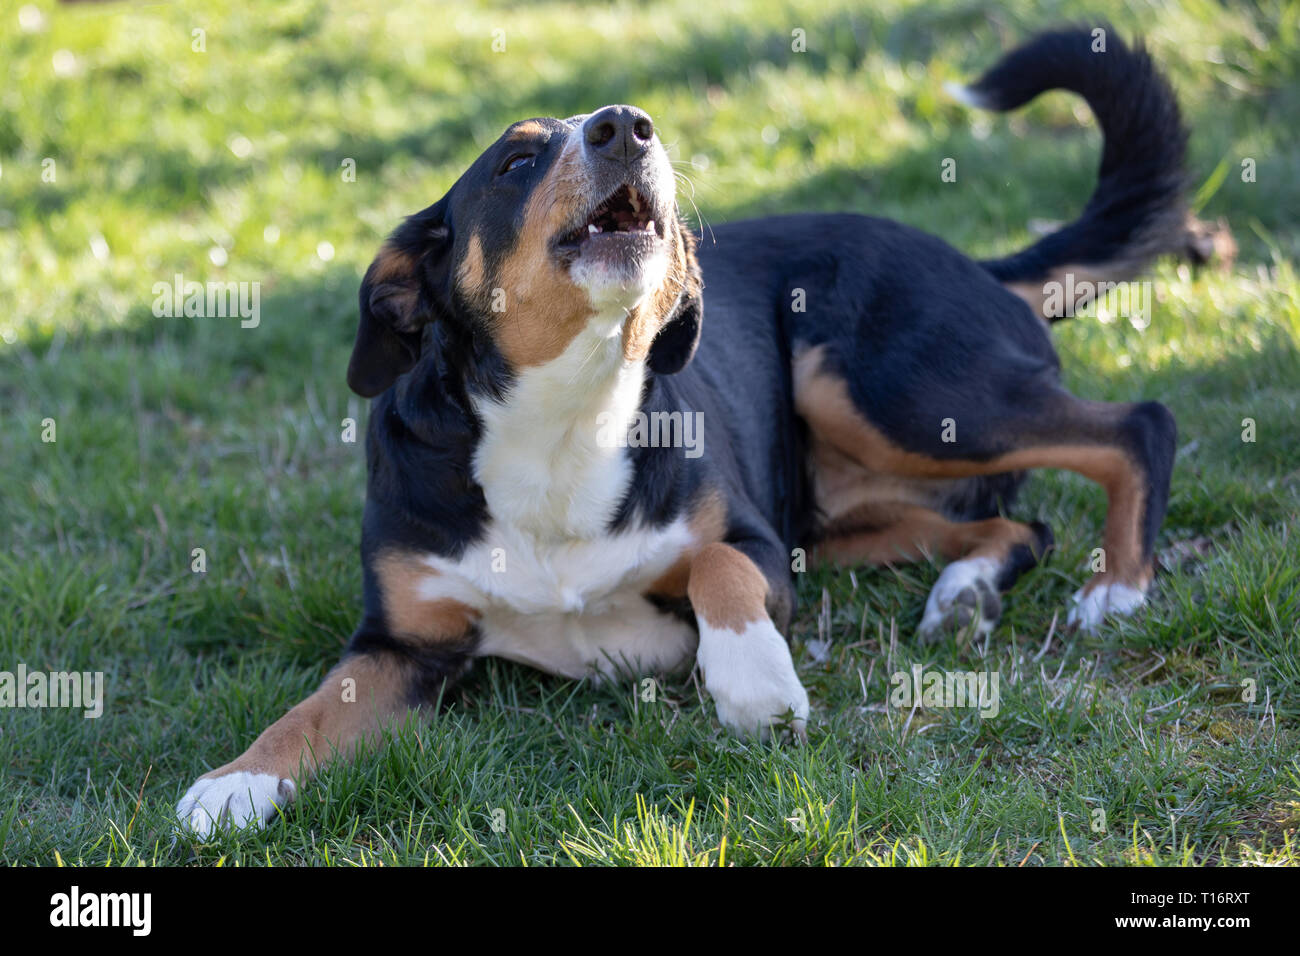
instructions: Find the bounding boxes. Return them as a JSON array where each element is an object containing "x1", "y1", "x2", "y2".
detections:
[{"x1": 178, "y1": 27, "x2": 1187, "y2": 835}]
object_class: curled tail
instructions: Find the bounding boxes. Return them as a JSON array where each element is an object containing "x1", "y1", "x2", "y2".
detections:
[{"x1": 950, "y1": 26, "x2": 1188, "y2": 322}]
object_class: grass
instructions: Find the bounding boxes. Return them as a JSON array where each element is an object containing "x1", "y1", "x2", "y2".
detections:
[{"x1": 1, "y1": 0, "x2": 1298, "y2": 866}]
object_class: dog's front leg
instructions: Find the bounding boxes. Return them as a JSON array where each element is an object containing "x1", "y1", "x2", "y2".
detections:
[
  {"x1": 177, "y1": 623, "x2": 474, "y2": 836},
  {"x1": 687, "y1": 541, "x2": 809, "y2": 739}
]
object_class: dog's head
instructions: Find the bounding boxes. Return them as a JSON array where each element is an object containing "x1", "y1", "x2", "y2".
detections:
[{"x1": 348, "y1": 105, "x2": 703, "y2": 397}]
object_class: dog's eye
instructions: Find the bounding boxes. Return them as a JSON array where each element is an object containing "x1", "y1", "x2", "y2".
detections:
[{"x1": 499, "y1": 154, "x2": 533, "y2": 175}]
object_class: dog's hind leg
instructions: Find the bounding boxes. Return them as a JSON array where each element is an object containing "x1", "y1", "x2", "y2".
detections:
[
  {"x1": 816, "y1": 500, "x2": 1054, "y2": 641},
  {"x1": 795, "y1": 345, "x2": 1176, "y2": 634}
]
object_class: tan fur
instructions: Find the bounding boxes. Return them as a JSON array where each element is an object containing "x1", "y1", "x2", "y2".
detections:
[
  {"x1": 195, "y1": 555, "x2": 478, "y2": 793},
  {"x1": 198, "y1": 655, "x2": 413, "y2": 783},
  {"x1": 506, "y1": 120, "x2": 547, "y2": 140},
  {"x1": 794, "y1": 345, "x2": 1151, "y2": 588},
  {"x1": 818, "y1": 502, "x2": 1042, "y2": 566},
  {"x1": 366, "y1": 241, "x2": 422, "y2": 329},
  {"x1": 374, "y1": 550, "x2": 480, "y2": 641},
  {"x1": 370, "y1": 242, "x2": 416, "y2": 284},
  {"x1": 492, "y1": 134, "x2": 597, "y2": 367},
  {"x1": 457, "y1": 232, "x2": 487, "y2": 300},
  {"x1": 808, "y1": 438, "x2": 949, "y2": 521},
  {"x1": 645, "y1": 489, "x2": 728, "y2": 599},
  {"x1": 687, "y1": 542, "x2": 769, "y2": 632},
  {"x1": 488, "y1": 129, "x2": 691, "y2": 369},
  {"x1": 622, "y1": 227, "x2": 696, "y2": 363},
  {"x1": 1004, "y1": 264, "x2": 1113, "y2": 322}
]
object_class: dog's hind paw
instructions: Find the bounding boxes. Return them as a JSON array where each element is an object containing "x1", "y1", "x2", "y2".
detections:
[
  {"x1": 919, "y1": 557, "x2": 1002, "y2": 642},
  {"x1": 1066, "y1": 581, "x2": 1146, "y2": 632}
]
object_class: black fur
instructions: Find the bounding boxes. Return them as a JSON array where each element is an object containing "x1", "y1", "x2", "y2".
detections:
[
  {"x1": 348, "y1": 200, "x2": 455, "y2": 397},
  {"x1": 1119, "y1": 400, "x2": 1178, "y2": 558},
  {"x1": 971, "y1": 26, "x2": 1188, "y2": 304},
  {"x1": 646, "y1": 250, "x2": 705, "y2": 375},
  {"x1": 996, "y1": 522, "x2": 1056, "y2": 592},
  {"x1": 344, "y1": 620, "x2": 478, "y2": 708}
]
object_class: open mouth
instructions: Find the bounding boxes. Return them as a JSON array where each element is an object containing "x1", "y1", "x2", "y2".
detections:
[{"x1": 556, "y1": 185, "x2": 664, "y2": 253}]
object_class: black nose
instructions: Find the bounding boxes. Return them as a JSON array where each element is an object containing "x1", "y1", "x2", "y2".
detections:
[{"x1": 583, "y1": 105, "x2": 654, "y2": 165}]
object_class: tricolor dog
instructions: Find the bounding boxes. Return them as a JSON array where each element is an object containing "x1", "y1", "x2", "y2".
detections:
[{"x1": 179, "y1": 28, "x2": 1187, "y2": 834}]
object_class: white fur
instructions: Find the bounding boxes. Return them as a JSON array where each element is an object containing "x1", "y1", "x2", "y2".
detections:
[
  {"x1": 413, "y1": 311, "x2": 701, "y2": 678},
  {"x1": 552, "y1": 122, "x2": 673, "y2": 313},
  {"x1": 472, "y1": 321, "x2": 646, "y2": 541},
  {"x1": 415, "y1": 123, "x2": 688, "y2": 679},
  {"x1": 176, "y1": 771, "x2": 294, "y2": 837},
  {"x1": 478, "y1": 597, "x2": 698, "y2": 680},
  {"x1": 919, "y1": 556, "x2": 1001, "y2": 639},
  {"x1": 570, "y1": 239, "x2": 670, "y2": 316},
  {"x1": 944, "y1": 81, "x2": 991, "y2": 109},
  {"x1": 1067, "y1": 581, "x2": 1147, "y2": 632},
  {"x1": 420, "y1": 518, "x2": 695, "y2": 616},
  {"x1": 696, "y1": 617, "x2": 809, "y2": 738},
  {"x1": 174, "y1": 134, "x2": 695, "y2": 837},
  {"x1": 419, "y1": 519, "x2": 701, "y2": 678}
]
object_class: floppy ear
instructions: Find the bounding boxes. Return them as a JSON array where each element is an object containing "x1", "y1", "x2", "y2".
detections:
[
  {"x1": 647, "y1": 233, "x2": 704, "y2": 376},
  {"x1": 347, "y1": 201, "x2": 451, "y2": 397}
]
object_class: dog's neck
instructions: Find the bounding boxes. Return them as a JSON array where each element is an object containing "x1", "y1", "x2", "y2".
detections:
[{"x1": 471, "y1": 311, "x2": 646, "y2": 541}]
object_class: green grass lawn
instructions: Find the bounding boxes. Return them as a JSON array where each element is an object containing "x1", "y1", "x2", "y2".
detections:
[{"x1": 2, "y1": 0, "x2": 1298, "y2": 866}]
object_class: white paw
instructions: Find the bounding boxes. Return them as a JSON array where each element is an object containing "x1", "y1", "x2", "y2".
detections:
[
  {"x1": 176, "y1": 771, "x2": 295, "y2": 838},
  {"x1": 919, "y1": 557, "x2": 1002, "y2": 641},
  {"x1": 696, "y1": 618, "x2": 810, "y2": 739},
  {"x1": 1066, "y1": 581, "x2": 1147, "y2": 632}
]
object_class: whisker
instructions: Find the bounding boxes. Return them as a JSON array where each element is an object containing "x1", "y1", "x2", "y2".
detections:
[
  {"x1": 568, "y1": 332, "x2": 609, "y2": 385},
  {"x1": 678, "y1": 187, "x2": 712, "y2": 243}
]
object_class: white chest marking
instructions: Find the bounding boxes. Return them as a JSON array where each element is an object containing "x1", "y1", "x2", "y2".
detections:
[
  {"x1": 420, "y1": 520, "x2": 699, "y2": 680},
  {"x1": 421, "y1": 518, "x2": 695, "y2": 616},
  {"x1": 472, "y1": 316, "x2": 644, "y2": 540},
  {"x1": 418, "y1": 315, "x2": 700, "y2": 677}
]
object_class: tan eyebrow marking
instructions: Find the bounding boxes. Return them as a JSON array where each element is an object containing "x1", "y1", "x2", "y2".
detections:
[{"x1": 506, "y1": 120, "x2": 547, "y2": 141}]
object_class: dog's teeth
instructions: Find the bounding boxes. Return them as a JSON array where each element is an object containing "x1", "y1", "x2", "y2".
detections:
[
  {"x1": 644, "y1": 220, "x2": 655, "y2": 232},
  {"x1": 629, "y1": 191, "x2": 642, "y2": 213},
  {"x1": 588, "y1": 224, "x2": 600, "y2": 234}
]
